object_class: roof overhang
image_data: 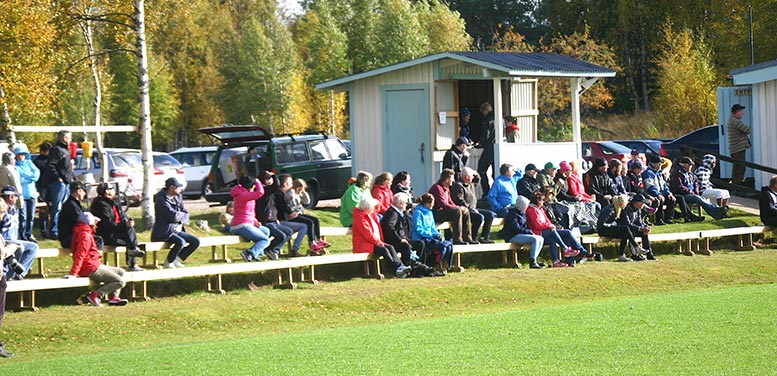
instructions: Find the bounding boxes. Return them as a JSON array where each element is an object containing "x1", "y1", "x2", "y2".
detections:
[{"x1": 731, "y1": 59, "x2": 777, "y2": 85}]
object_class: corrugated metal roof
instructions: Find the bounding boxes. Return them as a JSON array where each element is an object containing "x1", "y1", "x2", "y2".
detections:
[
  {"x1": 730, "y1": 59, "x2": 777, "y2": 85},
  {"x1": 316, "y1": 51, "x2": 616, "y2": 90},
  {"x1": 730, "y1": 59, "x2": 777, "y2": 75}
]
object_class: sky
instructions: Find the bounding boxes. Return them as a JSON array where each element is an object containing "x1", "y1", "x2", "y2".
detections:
[{"x1": 278, "y1": 0, "x2": 303, "y2": 17}]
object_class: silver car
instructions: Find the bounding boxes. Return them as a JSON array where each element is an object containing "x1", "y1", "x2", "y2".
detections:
[{"x1": 169, "y1": 146, "x2": 217, "y2": 198}]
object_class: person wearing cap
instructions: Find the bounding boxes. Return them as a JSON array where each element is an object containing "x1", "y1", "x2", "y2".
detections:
[
  {"x1": 46, "y1": 130, "x2": 76, "y2": 240},
  {"x1": 428, "y1": 168, "x2": 474, "y2": 245},
  {"x1": 65, "y1": 212, "x2": 128, "y2": 307},
  {"x1": 617, "y1": 193, "x2": 657, "y2": 260},
  {"x1": 476, "y1": 102, "x2": 496, "y2": 195},
  {"x1": 625, "y1": 160, "x2": 647, "y2": 195},
  {"x1": 695, "y1": 154, "x2": 730, "y2": 207},
  {"x1": 727, "y1": 104, "x2": 751, "y2": 186},
  {"x1": 584, "y1": 157, "x2": 617, "y2": 207},
  {"x1": 499, "y1": 196, "x2": 546, "y2": 269},
  {"x1": 517, "y1": 163, "x2": 541, "y2": 199},
  {"x1": 340, "y1": 171, "x2": 373, "y2": 227},
  {"x1": 0, "y1": 186, "x2": 38, "y2": 280},
  {"x1": 488, "y1": 163, "x2": 521, "y2": 217},
  {"x1": 598, "y1": 194, "x2": 649, "y2": 262},
  {"x1": 0, "y1": 199, "x2": 19, "y2": 357},
  {"x1": 627, "y1": 149, "x2": 644, "y2": 171},
  {"x1": 759, "y1": 176, "x2": 777, "y2": 226},
  {"x1": 151, "y1": 177, "x2": 200, "y2": 268},
  {"x1": 504, "y1": 116, "x2": 519, "y2": 143},
  {"x1": 459, "y1": 107, "x2": 472, "y2": 141},
  {"x1": 58, "y1": 181, "x2": 92, "y2": 248},
  {"x1": 13, "y1": 143, "x2": 40, "y2": 242},
  {"x1": 89, "y1": 183, "x2": 146, "y2": 271},
  {"x1": 442, "y1": 137, "x2": 471, "y2": 180},
  {"x1": 254, "y1": 171, "x2": 291, "y2": 259},
  {"x1": 538, "y1": 162, "x2": 558, "y2": 191},
  {"x1": 670, "y1": 156, "x2": 728, "y2": 220},
  {"x1": 452, "y1": 167, "x2": 495, "y2": 244},
  {"x1": 642, "y1": 154, "x2": 681, "y2": 225}
]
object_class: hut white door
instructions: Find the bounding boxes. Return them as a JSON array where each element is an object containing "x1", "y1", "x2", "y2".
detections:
[{"x1": 383, "y1": 87, "x2": 431, "y2": 192}]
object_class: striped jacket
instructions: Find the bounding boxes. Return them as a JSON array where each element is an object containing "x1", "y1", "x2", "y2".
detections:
[{"x1": 727, "y1": 115, "x2": 751, "y2": 154}]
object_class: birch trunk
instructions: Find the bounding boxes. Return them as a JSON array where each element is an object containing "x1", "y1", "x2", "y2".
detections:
[
  {"x1": 135, "y1": 0, "x2": 155, "y2": 229},
  {"x1": 78, "y1": 11, "x2": 108, "y2": 182}
]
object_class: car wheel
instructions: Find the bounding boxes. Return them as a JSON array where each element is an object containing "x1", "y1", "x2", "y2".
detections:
[
  {"x1": 305, "y1": 182, "x2": 319, "y2": 209},
  {"x1": 201, "y1": 180, "x2": 213, "y2": 199}
]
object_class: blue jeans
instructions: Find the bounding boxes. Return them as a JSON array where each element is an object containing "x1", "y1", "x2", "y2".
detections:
[
  {"x1": 4, "y1": 240, "x2": 38, "y2": 279},
  {"x1": 540, "y1": 229, "x2": 566, "y2": 262},
  {"x1": 22, "y1": 198, "x2": 35, "y2": 240},
  {"x1": 508, "y1": 234, "x2": 544, "y2": 259},
  {"x1": 165, "y1": 231, "x2": 200, "y2": 263},
  {"x1": 231, "y1": 225, "x2": 270, "y2": 259},
  {"x1": 280, "y1": 220, "x2": 307, "y2": 251},
  {"x1": 263, "y1": 222, "x2": 291, "y2": 253},
  {"x1": 48, "y1": 182, "x2": 69, "y2": 237},
  {"x1": 682, "y1": 194, "x2": 724, "y2": 219},
  {"x1": 470, "y1": 208, "x2": 495, "y2": 239}
]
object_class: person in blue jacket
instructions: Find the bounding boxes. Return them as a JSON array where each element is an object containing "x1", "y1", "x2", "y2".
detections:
[
  {"x1": 411, "y1": 193, "x2": 453, "y2": 273},
  {"x1": 487, "y1": 163, "x2": 523, "y2": 217},
  {"x1": 13, "y1": 144, "x2": 39, "y2": 242}
]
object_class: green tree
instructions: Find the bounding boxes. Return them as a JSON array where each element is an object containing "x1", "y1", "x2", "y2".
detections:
[
  {"x1": 374, "y1": 0, "x2": 430, "y2": 64},
  {"x1": 447, "y1": 0, "x2": 535, "y2": 49},
  {"x1": 415, "y1": 0, "x2": 473, "y2": 53}
]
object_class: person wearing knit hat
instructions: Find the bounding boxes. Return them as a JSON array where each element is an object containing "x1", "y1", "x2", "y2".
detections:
[
  {"x1": 90, "y1": 182, "x2": 146, "y2": 271},
  {"x1": 695, "y1": 154, "x2": 730, "y2": 207},
  {"x1": 583, "y1": 157, "x2": 617, "y2": 207},
  {"x1": 499, "y1": 195, "x2": 546, "y2": 269},
  {"x1": 459, "y1": 107, "x2": 472, "y2": 141}
]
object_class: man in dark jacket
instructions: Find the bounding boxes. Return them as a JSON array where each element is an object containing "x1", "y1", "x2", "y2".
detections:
[
  {"x1": 451, "y1": 167, "x2": 494, "y2": 243},
  {"x1": 442, "y1": 137, "x2": 471, "y2": 180},
  {"x1": 254, "y1": 171, "x2": 301, "y2": 258},
  {"x1": 380, "y1": 192, "x2": 426, "y2": 266},
  {"x1": 759, "y1": 176, "x2": 777, "y2": 226},
  {"x1": 617, "y1": 193, "x2": 656, "y2": 260},
  {"x1": 58, "y1": 181, "x2": 87, "y2": 248},
  {"x1": 517, "y1": 163, "x2": 542, "y2": 199},
  {"x1": 90, "y1": 182, "x2": 146, "y2": 271},
  {"x1": 584, "y1": 157, "x2": 617, "y2": 207},
  {"x1": 32, "y1": 141, "x2": 51, "y2": 237},
  {"x1": 46, "y1": 130, "x2": 76, "y2": 239},
  {"x1": 151, "y1": 178, "x2": 200, "y2": 268}
]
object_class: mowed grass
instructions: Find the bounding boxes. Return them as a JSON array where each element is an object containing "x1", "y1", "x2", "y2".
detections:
[{"x1": 2, "y1": 249, "x2": 777, "y2": 374}]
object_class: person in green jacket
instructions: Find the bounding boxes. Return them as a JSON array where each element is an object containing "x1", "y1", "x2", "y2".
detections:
[{"x1": 339, "y1": 171, "x2": 373, "y2": 227}]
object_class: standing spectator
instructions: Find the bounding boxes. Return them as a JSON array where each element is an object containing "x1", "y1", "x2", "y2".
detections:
[
  {"x1": 254, "y1": 172, "x2": 292, "y2": 260},
  {"x1": 670, "y1": 157, "x2": 728, "y2": 220},
  {"x1": 476, "y1": 102, "x2": 495, "y2": 196},
  {"x1": 13, "y1": 144, "x2": 39, "y2": 242},
  {"x1": 339, "y1": 171, "x2": 372, "y2": 227},
  {"x1": 390, "y1": 171, "x2": 415, "y2": 200},
  {"x1": 58, "y1": 181, "x2": 90, "y2": 248},
  {"x1": 517, "y1": 163, "x2": 541, "y2": 199},
  {"x1": 727, "y1": 104, "x2": 751, "y2": 186},
  {"x1": 488, "y1": 163, "x2": 521, "y2": 217},
  {"x1": 282, "y1": 177, "x2": 329, "y2": 256},
  {"x1": 452, "y1": 167, "x2": 495, "y2": 244},
  {"x1": 151, "y1": 177, "x2": 200, "y2": 268},
  {"x1": 371, "y1": 172, "x2": 394, "y2": 215},
  {"x1": 442, "y1": 137, "x2": 471, "y2": 180},
  {"x1": 584, "y1": 157, "x2": 616, "y2": 207},
  {"x1": 65, "y1": 212, "x2": 128, "y2": 307},
  {"x1": 459, "y1": 107, "x2": 472, "y2": 142},
  {"x1": 428, "y1": 168, "x2": 474, "y2": 245},
  {"x1": 597, "y1": 194, "x2": 649, "y2": 262},
  {"x1": 90, "y1": 183, "x2": 146, "y2": 271},
  {"x1": 46, "y1": 130, "x2": 76, "y2": 240},
  {"x1": 380, "y1": 192, "x2": 426, "y2": 267},
  {"x1": 0, "y1": 186, "x2": 38, "y2": 280},
  {"x1": 232, "y1": 174, "x2": 274, "y2": 261},
  {"x1": 627, "y1": 149, "x2": 644, "y2": 170},
  {"x1": 411, "y1": 193, "x2": 454, "y2": 273},
  {"x1": 0, "y1": 199, "x2": 17, "y2": 357},
  {"x1": 32, "y1": 141, "x2": 52, "y2": 238},
  {"x1": 643, "y1": 154, "x2": 684, "y2": 225},
  {"x1": 695, "y1": 154, "x2": 730, "y2": 207},
  {"x1": 618, "y1": 193, "x2": 658, "y2": 259},
  {"x1": 759, "y1": 176, "x2": 777, "y2": 226},
  {"x1": 352, "y1": 197, "x2": 411, "y2": 278},
  {"x1": 499, "y1": 196, "x2": 546, "y2": 269},
  {"x1": 0, "y1": 153, "x2": 20, "y2": 201}
]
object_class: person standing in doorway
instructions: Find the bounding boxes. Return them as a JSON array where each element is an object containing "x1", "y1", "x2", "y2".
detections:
[
  {"x1": 476, "y1": 102, "x2": 495, "y2": 197},
  {"x1": 727, "y1": 104, "x2": 751, "y2": 186}
]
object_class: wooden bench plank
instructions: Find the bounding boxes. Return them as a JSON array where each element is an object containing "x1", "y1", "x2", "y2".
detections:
[{"x1": 7, "y1": 277, "x2": 91, "y2": 311}]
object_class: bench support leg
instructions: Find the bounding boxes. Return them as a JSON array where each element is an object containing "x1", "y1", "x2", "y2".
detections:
[
  {"x1": 209, "y1": 245, "x2": 233, "y2": 263},
  {"x1": 206, "y1": 274, "x2": 226, "y2": 294},
  {"x1": 275, "y1": 268, "x2": 298, "y2": 289},
  {"x1": 449, "y1": 253, "x2": 465, "y2": 273},
  {"x1": 362, "y1": 259, "x2": 384, "y2": 280},
  {"x1": 503, "y1": 249, "x2": 521, "y2": 268},
  {"x1": 735, "y1": 234, "x2": 756, "y2": 251},
  {"x1": 129, "y1": 281, "x2": 151, "y2": 301},
  {"x1": 29, "y1": 258, "x2": 47, "y2": 279},
  {"x1": 298, "y1": 266, "x2": 318, "y2": 285},
  {"x1": 15, "y1": 291, "x2": 39, "y2": 312}
]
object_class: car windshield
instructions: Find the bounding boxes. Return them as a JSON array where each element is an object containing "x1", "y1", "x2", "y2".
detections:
[
  {"x1": 154, "y1": 154, "x2": 182, "y2": 168},
  {"x1": 599, "y1": 141, "x2": 633, "y2": 154},
  {"x1": 112, "y1": 152, "x2": 142, "y2": 168}
]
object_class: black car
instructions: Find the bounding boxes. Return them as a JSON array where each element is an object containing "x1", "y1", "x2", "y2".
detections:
[
  {"x1": 662, "y1": 125, "x2": 720, "y2": 162},
  {"x1": 613, "y1": 139, "x2": 667, "y2": 158}
]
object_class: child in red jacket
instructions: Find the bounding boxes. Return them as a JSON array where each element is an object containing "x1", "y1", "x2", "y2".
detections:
[{"x1": 65, "y1": 212, "x2": 128, "y2": 307}]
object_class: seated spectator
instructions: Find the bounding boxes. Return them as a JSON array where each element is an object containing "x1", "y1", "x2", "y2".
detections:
[
  {"x1": 538, "y1": 162, "x2": 558, "y2": 190},
  {"x1": 488, "y1": 163, "x2": 520, "y2": 217},
  {"x1": 352, "y1": 197, "x2": 411, "y2": 278},
  {"x1": 151, "y1": 178, "x2": 200, "y2": 268},
  {"x1": 670, "y1": 157, "x2": 728, "y2": 220},
  {"x1": 371, "y1": 172, "x2": 393, "y2": 215},
  {"x1": 597, "y1": 194, "x2": 650, "y2": 262},
  {"x1": 499, "y1": 196, "x2": 546, "y2": 269},
  {"x1": 517, "y1": 163, "x2": 541, "y2": 199},
  {"x1": 411, "y1": 193, "x2": 454, "y2": 273},
  {"x1": 429, "y1": 168, "x2": 473, "y2": 245},
  {"x1": 539, "y1": 186, "x2": 565, "y2": 229},
  {"x1": 380, "y1": 192, "x2": 429, "y2": 270},
  {"x1": 13, "y1": 144, "x2": 39, "y2": 242},
  {"x1": 65, "y1": 212, "x2": 128, "y2": 307},
  {"x1": 643, "y1": 154, "x2": 686, "y2": 225},
  {"x1": 695, "y1": 154, "x2": 730, "y2": 207},
  {"x1": 219, "y1": 201, "x2": 234, "y2": 233},
  {"x1": 254, "y1": 172, "x2": 295, "y2": 259},
  {"x1": 340, "y1": 171, "x2": 372, "y2": 227},
  {"x1": 0, "y1": 199, "x2": 16, "y2": 358},
  {"x1": 625, "y1": 160, "x2": 647, "y2": 195},
  {"x1": 608, "y1": 159, "x2": 627, "y2": 195},
  {"x1": 390, "y1": 171, "x2": 415, "y2": 200},
  {"x1": 442, "y1": 137, "x2": 471, "y2": 180},
  {"x1": 759, "y1": 176, "x2": 777, "y2": 226},
  {"x1": 452, "y1": 167, "x2": 495, "y2": 244},
  {"x1": 58, "y1": 181, "x2": 88, "y2": 248},
  {"x1": 90, "y1": 183, "x2": 146, "y2": 271},
  {"x1": 271, "y1": 174, "x2": 315, "y2": 257},
  {"x1": 565, "y1": 161, "x2": 595, "y2": 203},
  {"x1": 0, "y1": 186, "x2": 37, "y2": 280},
  {"x1": 584, "y1": 157, "x2": 616, "y2": 207},
  {"x1": 283, "y1": 178, "x2": 330, "y2": 256},
  {"x1": 526, "y1": 192, "x2": 591, "y2": 267},
  {"x1": 232, "y1": 174, "x2": 274, "y2": 261},
  {"x1": 618, "y1": 193, "x2": 659, "y2": 259}
]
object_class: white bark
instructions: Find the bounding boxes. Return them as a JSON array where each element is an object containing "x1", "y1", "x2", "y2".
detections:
[
  {"x1": 135, "y1": 0, "x2": 154, "y2": 229},
  {"x1": 78, "y1": 7, "x2": 108, "y2": 182}
]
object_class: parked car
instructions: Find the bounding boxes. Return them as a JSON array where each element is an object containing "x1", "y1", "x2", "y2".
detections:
[
  {"x1": 199, "y1": 125, "x2": 352, "y2": 208},
  {"x1": 613, "y1": 139, "x2": 667, "y2": 158},
  {"x1": 170, "y1": 146, "x2": 217, "y2": 198},
  {"x1": 581, "y1": 141, "x2": 643, "y2": 165},
  {"x1": 661, "y1": 125, "x2": 720, "y2": 162}
]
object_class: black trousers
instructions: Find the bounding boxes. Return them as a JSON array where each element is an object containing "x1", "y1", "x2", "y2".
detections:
[
  {"x1": 373, "y1": 244, "x2": 402, "y2": 271},
  {"x1": 598, "y1": 225, "x2": 640, "y2": 255},
  {"x1": 292, "y1": 214, "x2": 320, "y2": 245},
  {"x1": 387, "y1": 239, "x2": 425, "y2": 265}
]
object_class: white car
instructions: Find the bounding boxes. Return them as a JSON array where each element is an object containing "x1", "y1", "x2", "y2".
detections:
[{"x1": 169, "y1": 146, "x2": 217, "y2": 198}]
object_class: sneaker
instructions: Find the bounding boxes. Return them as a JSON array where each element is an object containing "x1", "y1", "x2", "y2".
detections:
[
  {"x1": 646, "y1": 252, "x2": 657, "y2": 260},
  {"x1": 173, "y1": 257, "x2": 185, "y2": 268},
  {"x1": 529, "y1": 262, "x2": 545, "y2": 269},
  {"x1": 266, "y1": 251, "x2": 279, "y2": 261},
  {"x1": 317, "y1": 239, "x2": 332, "y2": 248},
  {"x1": 686, "y1": 215, "x2": 704, "y2": 223},
  {"x1": 0, "y1": 345, "x2": 14, "y2": 358},
  {"x1": 288, "y1": 249, "x2": 304, "y2": 258},
  {"x1": 452, "y1": 240, "x2": 468, "y2": 245},
  {"x1": 395, "y1": 265, "x2": 411, "y2": 278},
  {"x1": 241, "y1": 250, "x2": 254, "y2": 262},
  {"x1": 11, "y1": 274, "x2": 23, "y2": 281},
  {"x1": 86, "y1": 291, "x2": 103, "y2": 307},
  {"x1": 310, "y1": 242, "x2": 324, "y2": 253},
  {"x1": 308, "y1": 248, "x2": 323, "y2": 256},
  {"x1": 552, "y1": 260, "x2": 567, "y2": 268},
  {"x1": 631, "y1": 254, "x2": 646, "y2": 261},
  {"x1": 27, "y1": 235, "x2": 37, "y2": 243},
  {"x1": 578, "y1": 257, "x2": 589, "y2": 264},
  {"x1": 162, "y1": 259, "x2": 176, "y2": 269},
  {"x1": 563, "y1": 247, "x2": 580, "y2": 258},
  {"x1": 479, "y1": 237, "x2": 495, "y2": 244},
  {"x1": 664, "y1": 219, "x2": 675, "y2": 225},
  {"x1": 617, "y1": 255, "x2": 632, "y2": 262},
  {"x1": 108, "y1": 296, "x2": 128, "y2": 306},
  {"x1": 127, "y1": 265, "x2": 145, "y2": 272},
  {"x1": 653, "y1": 219, "x2": 666, "y2": 226},
  {"x1": 127, "y1": 248, "x2": 146, "y2": 258},
  {"x1": 631, "y1": 244, "x2": 649, "y2": 255}
]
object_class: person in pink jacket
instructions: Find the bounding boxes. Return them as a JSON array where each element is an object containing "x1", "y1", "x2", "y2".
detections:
[
  {"x1": 564, "y1": 161, "x2": 595, "y2": 204},
  {"x1": 229, "y1": 174, "x2": 273, "y2": 261},
  {"x1": 371, "y1": 172, "x2": 394, "y2": 215},
  {"x1": 525, "y1": 192, "x2": 590, "y2": 268}
]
